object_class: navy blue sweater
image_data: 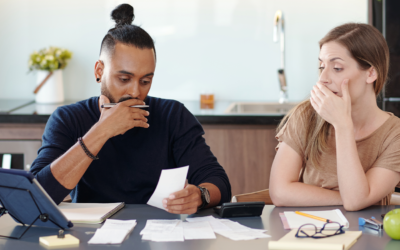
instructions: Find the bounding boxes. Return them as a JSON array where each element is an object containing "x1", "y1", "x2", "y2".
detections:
[{"x1": 30, "y1": 96, "x2": 231, "y2": 205}]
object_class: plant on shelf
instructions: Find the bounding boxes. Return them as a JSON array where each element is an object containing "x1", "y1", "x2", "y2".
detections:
[
  {"x1": 29, "y1": 46, "x2": 73, "y2": 72},
  {"x1": 28, "y1": 46, "x2": 73, "y2": 104}
]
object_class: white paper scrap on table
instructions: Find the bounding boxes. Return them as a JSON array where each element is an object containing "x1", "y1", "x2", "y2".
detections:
[
  {"x1": 140, "y1": 219, "x2": 180, "y2": 235},
  {"x1": 217, "y1": 230, "x2": 270, "y2": 241},
  {"x1": 186, "y1": 216, "x2": 231, "y2": 231},
  {"x1": 101, "y1": 219, "x2": 137, "y2": 231},
  {"x1": 88, "y1": 229, "x2": 131, "y2": 244},
  {"x1": 215, "y1": 219, "x2": 270, "y2": 240},
  {"x1": 147, "y1": 166, "x2": 189, "y2": 210},
  {"x1": 88, "y1": 219, "x2": 137, "y2": 245},
  {"x1": 149, "y1": 221, "x2": 185, "y2": 242},
  {"x1": 183, "y1": 221, "x2": 216, "y2": 240}
]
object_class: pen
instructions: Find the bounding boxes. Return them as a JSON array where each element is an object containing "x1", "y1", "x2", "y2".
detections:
[
  {"x1": 101, "y1": 103, "x2": 149, "y2": 108},
  {"x1": 295, "y1": 211, "x2": 333, "y2": 223}
]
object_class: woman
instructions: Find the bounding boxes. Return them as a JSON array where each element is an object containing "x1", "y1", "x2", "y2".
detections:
[{"x1": 269, "y1": 23, "x2": 400, "y2": 211}]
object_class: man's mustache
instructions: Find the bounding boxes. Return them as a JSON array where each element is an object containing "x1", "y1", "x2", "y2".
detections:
[{"x1": 118, "y1": 96, "x2": 138, "y2": 102}]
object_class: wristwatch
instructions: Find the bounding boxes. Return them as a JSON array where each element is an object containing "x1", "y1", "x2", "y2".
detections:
[{"x1": 197, "y1": 186, "x2": 211, "y2": 210}]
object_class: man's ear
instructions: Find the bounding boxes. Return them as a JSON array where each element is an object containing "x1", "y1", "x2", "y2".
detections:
[
  {"x1": 94, "y1": 60, "x2": 104, "y2": 83},
  {"x1": 366, "y1": 66, "x2": 377, "y2": 84}
]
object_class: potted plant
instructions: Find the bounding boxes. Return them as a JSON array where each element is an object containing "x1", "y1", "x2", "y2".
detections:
[{"x1": 29, "y1": 47, "x2": 73, "y2": 103}]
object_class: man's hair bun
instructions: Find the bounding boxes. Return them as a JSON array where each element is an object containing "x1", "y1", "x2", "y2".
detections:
[{"x1": 111, "y1": 3, "x2": 135, "y2": 28}]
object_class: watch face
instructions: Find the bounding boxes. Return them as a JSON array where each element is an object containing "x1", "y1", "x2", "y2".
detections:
[{"x1": 204, "y1": 189, "x2": 211, "y2": 203}]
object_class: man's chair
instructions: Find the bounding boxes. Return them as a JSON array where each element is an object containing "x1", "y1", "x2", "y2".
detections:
[{"x1": 231, "y1": 189, "x2": 400, "y2": 206}]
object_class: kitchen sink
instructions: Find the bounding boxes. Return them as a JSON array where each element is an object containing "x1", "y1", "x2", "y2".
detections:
[{"x1": 225, "y1": 102, "x2": 298, "y2": 114}]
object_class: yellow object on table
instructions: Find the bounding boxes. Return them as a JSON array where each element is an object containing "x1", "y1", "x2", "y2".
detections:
[
  {"x1": 268, "y1": 229, "x2": 362, "y2": 250},
  {"x1": 39, "y1": 234, "x2": 79, "y2": 248}
]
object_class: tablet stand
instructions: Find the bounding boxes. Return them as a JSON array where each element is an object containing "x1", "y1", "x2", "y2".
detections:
[{"x1": 0, "y1": 184, "x2": 65, "y2": 240}]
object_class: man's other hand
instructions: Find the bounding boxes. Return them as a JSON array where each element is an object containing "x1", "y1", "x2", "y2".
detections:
[{"x1": 163, "y1": 184, "x2": 202, "y2": 214}]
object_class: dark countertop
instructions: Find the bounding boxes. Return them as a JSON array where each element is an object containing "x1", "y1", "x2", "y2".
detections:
[{"x1": 0, "y1": 99, "x2": 285, "y2": 125}]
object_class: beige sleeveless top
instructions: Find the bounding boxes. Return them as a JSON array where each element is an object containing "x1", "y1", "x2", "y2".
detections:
[{"x1": 276, "y1": 112, "x2": 400, "y2": 205}]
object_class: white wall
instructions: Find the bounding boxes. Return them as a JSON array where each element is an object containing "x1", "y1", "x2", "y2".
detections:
[{"x1": 0, "y1": 0, "x2": 367, "y2": 102}]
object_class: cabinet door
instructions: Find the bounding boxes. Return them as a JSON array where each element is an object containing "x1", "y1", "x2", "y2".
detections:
[
  {"x1": 0, "y1": 140, "x2": 42, "y2": 170},
  {"x1": 203, "y1": 125, "x2": 277, "y2": 197}
]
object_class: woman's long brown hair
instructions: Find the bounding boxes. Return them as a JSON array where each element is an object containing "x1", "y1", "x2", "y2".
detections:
[{"x1": 277, "y1": 23, "x2": 390, "y2": 168}]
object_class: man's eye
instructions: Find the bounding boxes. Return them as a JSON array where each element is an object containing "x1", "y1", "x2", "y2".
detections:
[
  {"x1": 141, "y1": 80, "x2": 151, "y2": 85},
  {"x1": 120, "y1": 78, "x2": 129, "y2": 82}
]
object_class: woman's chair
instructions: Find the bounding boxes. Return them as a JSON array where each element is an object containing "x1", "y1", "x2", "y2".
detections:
[{"x1": 231, "y1": 189, "x2": 400, "y2": 205}]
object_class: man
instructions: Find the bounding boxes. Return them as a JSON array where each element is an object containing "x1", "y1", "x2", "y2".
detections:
[{"x1": 30, "y1": 4, "x2": 231, "y2": 215}]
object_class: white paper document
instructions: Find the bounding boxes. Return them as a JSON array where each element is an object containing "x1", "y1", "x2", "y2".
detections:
[
  {"x1": 283, "y1": 209, "x2": 349, "y2": 229},
  {"x1": 186, "y1": 216, "x2": 270, "y2": 241},
  {"x1": 140, "y1": 217, "x2": 269, "y2": 242},
  {"x1": 88, "y1": 219, "x2": 137, "y2": 245},
  {"x1": 149, "y1": 221, "x2": 185, "y2": 242},
  {"x1": 147, "y1": 166, "x2": 189, "y2": 210},
  {"x1": 186, "y1": 216, "x2": 231, "y2": 231},
  {"x1": 140, "y1": 219, "x2": 180, "y2": 235},
  {"x1": 183, "y1": 221, "x2": 216, "y2": 240}
]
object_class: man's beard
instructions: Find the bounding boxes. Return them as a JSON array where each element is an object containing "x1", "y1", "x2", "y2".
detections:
[{"x1": 101, "y1": 80, "x2": 136, "y2": 103}]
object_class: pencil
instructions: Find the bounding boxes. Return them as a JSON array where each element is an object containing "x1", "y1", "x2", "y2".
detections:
[{"x1": 295, "y1": 211, "x2": 332, "y2": 223}]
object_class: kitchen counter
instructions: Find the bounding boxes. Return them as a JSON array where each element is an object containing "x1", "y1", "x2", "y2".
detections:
[{"x1": 0, "y1": 99, "x2": 285, "y2": 125}]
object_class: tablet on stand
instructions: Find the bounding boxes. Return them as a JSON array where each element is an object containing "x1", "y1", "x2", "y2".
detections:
[{"x1": 0, "y1": 168, "x2": 73, "y2": 239}]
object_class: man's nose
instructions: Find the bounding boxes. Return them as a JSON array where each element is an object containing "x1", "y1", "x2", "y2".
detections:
[{"x1": 127, "y1": 81, "x2": 140, "y2": 98}]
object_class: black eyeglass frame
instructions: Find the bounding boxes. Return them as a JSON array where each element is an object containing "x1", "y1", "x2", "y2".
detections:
[{"x1": 295, "y1": 222, "x2": 345, "y2": 239}]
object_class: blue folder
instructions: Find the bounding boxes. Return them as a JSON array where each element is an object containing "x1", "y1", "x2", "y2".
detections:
[{"x1": 0, "y1": 168, "x2": 73, "y2": 238}]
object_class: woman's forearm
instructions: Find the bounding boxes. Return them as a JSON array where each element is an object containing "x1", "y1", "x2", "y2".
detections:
[
  {"x1": 271, "y1": 182, "x2": 342, "y2": 207},
  {"x1": 335, "y1": 123, "x2": 372, "y2": 210}
]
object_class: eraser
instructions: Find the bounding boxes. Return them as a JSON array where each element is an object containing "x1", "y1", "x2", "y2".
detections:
[
  {"x1": 358, "y1": 217, "x2": 366, "y2": 226},
  {"x1": 39, "y1": 234, "x2": 79, "y2": 248}
]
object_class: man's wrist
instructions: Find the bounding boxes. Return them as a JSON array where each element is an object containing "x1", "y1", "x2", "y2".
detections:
[
  {"x1": 90, "y1": 122, "x2": 112, "y2": 141},
  {"x1": 197, "y1": 186, "x2": 210, "y2": 210}
]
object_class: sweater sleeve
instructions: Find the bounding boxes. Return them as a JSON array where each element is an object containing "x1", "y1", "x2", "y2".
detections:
[
  {"x1": 30, "y1": 107, "x2": 75, "y2": 204},
  {"x1": 171, "y1": 105, "x2": 232, "y2": 205}
]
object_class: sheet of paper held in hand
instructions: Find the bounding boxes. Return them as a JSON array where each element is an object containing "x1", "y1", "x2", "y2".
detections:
[{"x1": 147, "y1": 166, "x2": 189, "y2": 210}]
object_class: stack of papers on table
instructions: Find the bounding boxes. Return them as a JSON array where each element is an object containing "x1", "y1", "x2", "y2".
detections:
[
  {"x1": 141, "y1": 220, "x2": 184, "y2": 242},
  {"x1": 187, "y1": 216, "x2": 270, "y2": 241},
  {"x1": 140, "y1": 216, "x2": 269, "y2": 242},
  {"x1": 88, "y1": 219, "x2": 137, "y2": 244}
]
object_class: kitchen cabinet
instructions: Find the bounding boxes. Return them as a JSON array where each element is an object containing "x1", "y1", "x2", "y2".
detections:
[
  {"x1": 203, "y1": 125, "x2": 278, "y2": 197},
  {"x1": 0, "y1": 123, "x2": 45, "y2": 170}
]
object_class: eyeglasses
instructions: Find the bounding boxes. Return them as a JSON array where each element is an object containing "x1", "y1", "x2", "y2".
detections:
[{"x1": 295, "y1": 222, "x2": 345, "y2": 239}]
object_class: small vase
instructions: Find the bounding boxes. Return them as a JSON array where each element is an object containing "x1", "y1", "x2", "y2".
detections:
[{"x1": 35, "y1": 69, "x2": 65, "y2": 104}]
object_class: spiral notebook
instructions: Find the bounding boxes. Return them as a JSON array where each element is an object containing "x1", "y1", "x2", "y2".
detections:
[{"x1": 58, "y1": 202, "x2": 125, "y2": 224}]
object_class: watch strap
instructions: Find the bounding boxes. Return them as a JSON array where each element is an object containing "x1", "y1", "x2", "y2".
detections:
[{"x1": 197, "y1": 186, "x2": 209, "y2": 210}]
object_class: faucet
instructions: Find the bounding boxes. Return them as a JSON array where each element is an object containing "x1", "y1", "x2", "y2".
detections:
[{"x1": 273, "y1": 10, "x2": 288, "y2": 104}]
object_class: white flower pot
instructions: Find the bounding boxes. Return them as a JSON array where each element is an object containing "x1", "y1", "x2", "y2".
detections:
[{"x1": 35, "y1": 69, "x2": 65, "y2": 104}]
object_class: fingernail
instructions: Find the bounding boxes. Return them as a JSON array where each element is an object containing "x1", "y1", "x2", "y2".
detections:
[
  {"x1": 147, "y1": 111, "x2": 150, "y2": 115},
  {"x1": 147, "y1": 124, "x2": 150, "y2": 128},
  {"x1": 162, "y1": 199, "x2": 167, "y2": 204},
  {"x1": 169, "y1": 195, "x2": 175, "y2": 199},
  {"x1": 163, "y1": 203, "x2": 167, "y2": 208}
]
